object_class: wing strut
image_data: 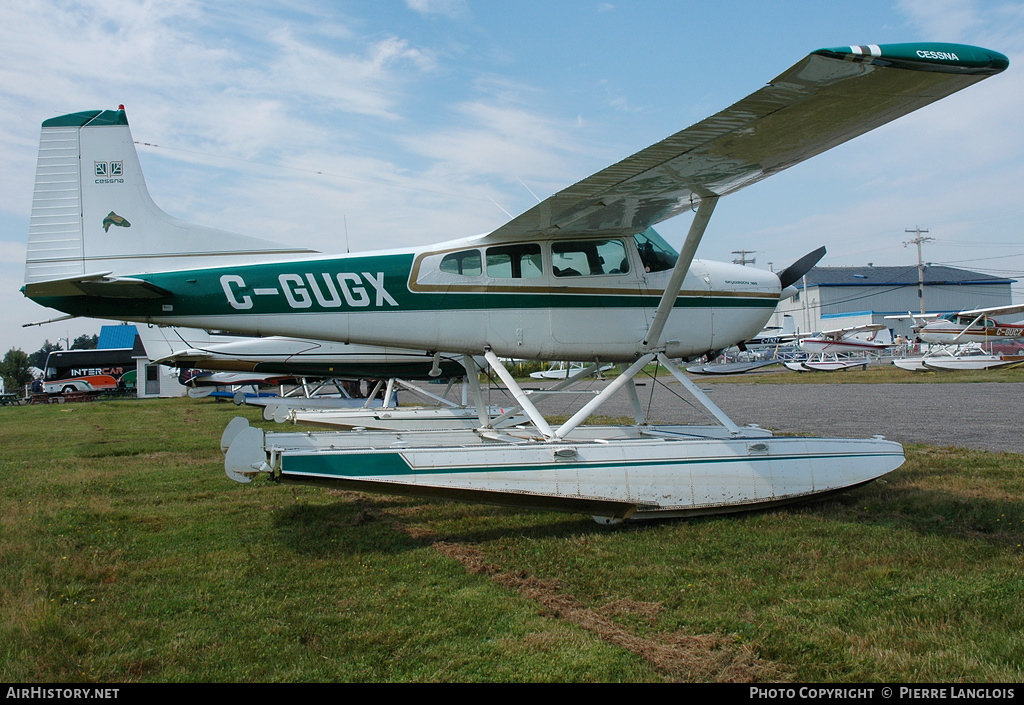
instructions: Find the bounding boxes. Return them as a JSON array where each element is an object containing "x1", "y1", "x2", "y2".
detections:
[
  {"x1": 951, "y1": 312, "x2": 989, "y2": 344},
  {"x1": 643, "y1": 196, "x2": 719, "y2": 349},
  {"x1": 483, "y1": 349, "x2": 555, "y2": 438},
  {"x1": 656, "y1": 353, "x2": 741, "y2": 435}
]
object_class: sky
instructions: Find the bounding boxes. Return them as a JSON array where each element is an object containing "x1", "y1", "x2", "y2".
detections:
[{"x1": 1, "y1": 0, "x2": 1023, "y2": 354}]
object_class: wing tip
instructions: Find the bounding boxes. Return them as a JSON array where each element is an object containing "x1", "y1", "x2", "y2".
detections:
[{"x1": 813, "y1": 42, "x2": 1009, "y2": 75}]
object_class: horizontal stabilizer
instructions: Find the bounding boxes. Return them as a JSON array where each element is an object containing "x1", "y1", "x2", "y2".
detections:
[
  {"x1": 155, "y1": 348, "x2": 214, "y2": 365},
  {"x1": 23, "y1": 273, "x2": 171, "y2": 299}
]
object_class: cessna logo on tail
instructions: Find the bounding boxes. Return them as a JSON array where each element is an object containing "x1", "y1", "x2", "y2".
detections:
[
  {"x1": 221, "y1": 272, "x2": 398, "y2": 310},
  {"x1": 94, "y1": 160, "x2": 124, "y2": 184}
]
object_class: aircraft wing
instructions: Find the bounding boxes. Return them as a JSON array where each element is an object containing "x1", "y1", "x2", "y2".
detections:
[
  {"x1": 483, "y1": 43, "x2": 1007, "y2": 243},
  {"x1": 818, "y1": 323, "x2": 887, "y2": 338},
  {"x1": 884, "y1": 313, "x2": 940, "y2": 321},
  {"x1": 956, "y1": 303, "x2": 1024, "y2": 319}
]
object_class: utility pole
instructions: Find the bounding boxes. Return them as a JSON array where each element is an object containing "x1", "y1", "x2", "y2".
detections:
[
  {"x1": 903, "y1": 227, "x2": 933, "y2": 314},
  {"x1": 731, "y1": 249, "x2": 756, "y2": 266}
]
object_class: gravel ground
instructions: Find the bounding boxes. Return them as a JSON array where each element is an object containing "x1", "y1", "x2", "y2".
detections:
[{"x1": 509, "y1": 379, "x2": 1024, "y2": 453}]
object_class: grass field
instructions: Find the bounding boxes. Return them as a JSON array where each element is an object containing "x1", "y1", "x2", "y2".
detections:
[{"x1": 1, "y1": 396, "x2": 1021, "y2": 683}]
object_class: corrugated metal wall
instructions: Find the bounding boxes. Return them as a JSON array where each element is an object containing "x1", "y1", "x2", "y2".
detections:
[{"x1": 773, "y1": 282, "x2": 1012, "y2": 336}]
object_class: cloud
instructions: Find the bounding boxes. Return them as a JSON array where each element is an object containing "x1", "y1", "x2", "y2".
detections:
[
  {"x1": 896, "y1": 0, "x2": 982, "y2": 40},
  {"x1": 4, "y1": 1, "x2": 1024, "y2": 352},
  {"x1": 405, "y1": 0, "x2": 468, "y2": 19}
]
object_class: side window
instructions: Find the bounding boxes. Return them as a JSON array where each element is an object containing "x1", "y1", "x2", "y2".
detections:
[
  {"x1": 439, "y1": 249, "x2": 482, "y2": 276},
  {"x1": 552, "y1": 239, "x2": 629, "y2": 277},
  {"x1": 486, "y1": 243, "x2": 543, "y2": 279}
]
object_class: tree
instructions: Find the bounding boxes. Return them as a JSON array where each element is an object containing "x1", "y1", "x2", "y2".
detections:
[
  {"x1": 29, "y1": 340, "x2": 63, "y2": 369},
  {"x1": 1, "y1": 348, "x2": 34, "y2": 395},
  {"x1": 71, "y1": 334, "x2": 98, "y2": 350}
]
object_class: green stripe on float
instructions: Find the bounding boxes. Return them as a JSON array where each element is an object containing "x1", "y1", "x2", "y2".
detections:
[{"x1": 282, "y1": 451, "x2": 904, "y2": 479}]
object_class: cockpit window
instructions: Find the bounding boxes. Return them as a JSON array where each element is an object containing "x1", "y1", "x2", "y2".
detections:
[
  {"x1": 552, "y1": 239, "x2": 629, "y2": 277},
  {"x1": 439, "y1": 249, "x2": 482, "y2": 276},
  {"x1": 633, "y1": 227, "x2": 678, "y2": 273}
]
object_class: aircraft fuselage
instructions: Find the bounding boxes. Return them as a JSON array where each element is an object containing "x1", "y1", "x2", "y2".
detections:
[
  {"x1": 31, "y1": 235, "x2": 781, "y2": 363},
  {"x1": 916, "y1": 318, "x2": 1024, "y2": 345}
]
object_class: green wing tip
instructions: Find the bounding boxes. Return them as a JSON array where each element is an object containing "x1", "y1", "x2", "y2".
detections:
[{"x1": 814, "y1": 43, "x2": 1008, "y2": 74}]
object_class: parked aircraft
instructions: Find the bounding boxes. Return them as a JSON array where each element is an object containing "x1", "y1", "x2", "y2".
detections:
[
  {"x1": 685, "y1": 313, "x2": 803, "y2": 374},
  {"x1": 797, "y1": 324, "x2": 892, "y2": 356},
  {"x1": 138, "y1": 324, "x2": 470, "y2": 381},
  {"x1": 21, "y1": 43, "x2": 1008, "y2": 521},
  {"x1": 886, "y1": 305, "x2": 1024, "y2": 370},
  {"x1": 890, "y1": 304, "x2": 1024, "y2": 345},
  {"x1": 736, "y1": 314, "x2": 802, "y2": 354},
  {"x1": 784, "y1": 324, "x2": 892, "y2": 372}
]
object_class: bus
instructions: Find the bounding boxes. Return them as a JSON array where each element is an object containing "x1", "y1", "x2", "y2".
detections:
[{"x1": 42, "y1": 347, "x2": 137, "y2": 395}]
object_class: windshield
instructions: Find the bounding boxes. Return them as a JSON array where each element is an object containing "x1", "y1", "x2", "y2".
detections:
[{"x1": 633, "y1": 227, "x2": 678, "y2": 272}]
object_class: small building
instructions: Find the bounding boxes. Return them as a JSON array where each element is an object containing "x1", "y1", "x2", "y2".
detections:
[
  {"x1": 95, "y1": 324, "x2": 187, "y2": 398},
  {"x1": 771, "y1": 265, "x2": 1016, "y2": 339}
]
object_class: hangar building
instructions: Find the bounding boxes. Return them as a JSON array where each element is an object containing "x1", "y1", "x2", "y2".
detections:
[{"x1": 770, "y1": 265, "x2": 1016, "y2": 339}]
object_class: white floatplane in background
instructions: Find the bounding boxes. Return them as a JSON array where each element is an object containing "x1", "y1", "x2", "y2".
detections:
[
  {"x1": 784, "y1": 324, "x2": 892, "y2": 372},
  {"x1": 886, "y1": 304, "x2": 1024, "y2": 371},
  {"x1": 138, "y1": 324, "x2": 471, "y2": 383},
  {"x1": 138, "y1": 323, "x2": 513, "y2": 424},
  {"x1": 737, "y1": 314, "x2": 802, "y2": 355},
  {"x1": 21, "y1": 43, "x2": 1008, "y2": 522}
]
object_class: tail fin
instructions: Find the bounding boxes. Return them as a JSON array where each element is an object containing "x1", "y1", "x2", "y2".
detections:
[
  {"x1": 25, "y1": 107, "x2": 315, "y2": 288},
  {"x1": 779, "y1": 314, "x2": 796, "y2": 335},
  {"x1": 134, "y1": 324, "x2": 213, "y2": 363}
]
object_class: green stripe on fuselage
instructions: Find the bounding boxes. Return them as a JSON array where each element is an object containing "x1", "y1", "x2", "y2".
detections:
[{"x1": 28, "y1": 252, "x2": 777, "y2": 319}]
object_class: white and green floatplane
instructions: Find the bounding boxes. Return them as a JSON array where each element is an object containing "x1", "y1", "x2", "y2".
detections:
[{"x1": 21, "y1": 43, "x2": 1008, "y2": 521}]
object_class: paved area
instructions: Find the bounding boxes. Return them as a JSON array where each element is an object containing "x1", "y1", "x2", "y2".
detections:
[{"x1": 511, "y1": 379, "x2": 1023, "y2": 453}]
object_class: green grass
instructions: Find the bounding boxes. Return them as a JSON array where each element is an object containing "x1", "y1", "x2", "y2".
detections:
[{"x1": 1, "y1": 398, "x2": 1021, "y2": 682}]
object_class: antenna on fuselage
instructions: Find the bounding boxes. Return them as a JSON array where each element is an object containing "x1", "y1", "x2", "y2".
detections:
[
  {"x1": 488, "y1": 197, "x2": 514, "y2": 219},
  {"x1": 344, "y1": 215, "x2": 350, "y2": 254},
  {"x1": 516, "y1": 176, "x2": 542, "y2": 204}
]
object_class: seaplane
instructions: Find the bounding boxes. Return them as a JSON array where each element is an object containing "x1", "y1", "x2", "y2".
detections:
[
  {"x1": 886, "y1": 304, "x2": 1024, "y2": 371},
  {"x1": 21, "y1": 43, "x2": 1008, "y2": 522},
  {"x1": 784, "y1": 324, "x2": 892, "y2": 372},
  {"x1": 139, "y1": 324, "x2": 471, "y2": 382},
  {"x1": 738, "y1": 314, "x2": 801, "y2": 354}
]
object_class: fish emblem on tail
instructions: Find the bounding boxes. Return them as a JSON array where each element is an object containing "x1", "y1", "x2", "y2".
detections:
[{"x1": 103, "y1": 212, "x2": 131, "y2": 232}]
